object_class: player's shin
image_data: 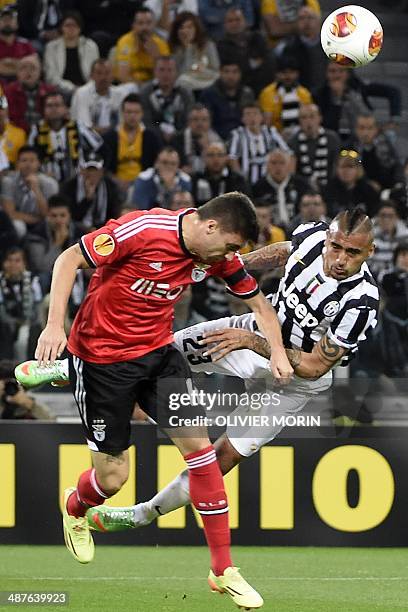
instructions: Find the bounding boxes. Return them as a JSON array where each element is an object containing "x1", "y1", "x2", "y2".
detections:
[
  {"x1": 185, "y1": 445, "x2": 232, "y2": 576},
  {"x1": 67, "y1": 468, "x2": 110, "y2": 518}
]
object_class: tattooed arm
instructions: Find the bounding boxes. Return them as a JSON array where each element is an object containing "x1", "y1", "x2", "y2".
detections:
[
  {"x1": 202, "y1": 329, "x2": 346, "y2": 379},
  {"x1": 241, "y1": 241, "x2": 291, "y2": 271},
  {"x1": 285, "y1": 334, "x2": 347, "y2": 378}
]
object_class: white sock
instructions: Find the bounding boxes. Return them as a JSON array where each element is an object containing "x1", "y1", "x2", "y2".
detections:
[{"x1": 131, "y1": 470, "x2": 191, "y2": 526}]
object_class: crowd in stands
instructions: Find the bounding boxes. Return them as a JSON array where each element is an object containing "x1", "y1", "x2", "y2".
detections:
[{"x1": 0, "y1": 0, "x2": 407, "y2": 418}]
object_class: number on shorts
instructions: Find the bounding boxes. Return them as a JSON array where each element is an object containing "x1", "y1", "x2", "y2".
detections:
[{"x1": 182, "y1": 336, "x2": 212, "y2": 365}]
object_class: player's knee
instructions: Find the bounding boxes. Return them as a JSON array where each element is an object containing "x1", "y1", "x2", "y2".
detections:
[{"x1": 98, "y1": 471, "x2": 128, "y2": 496}]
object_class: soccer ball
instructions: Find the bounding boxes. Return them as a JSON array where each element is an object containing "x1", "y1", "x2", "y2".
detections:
[{"x1": 321, "y1": 5, "x2": 383, "y2": 67}]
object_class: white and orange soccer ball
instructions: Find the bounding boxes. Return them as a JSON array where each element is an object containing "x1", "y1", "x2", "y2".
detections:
[{"x1": 321, "y1": 5, "x2": 383, "y2": 67}]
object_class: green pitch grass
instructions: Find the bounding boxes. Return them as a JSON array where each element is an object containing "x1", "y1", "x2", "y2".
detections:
[{"x1": 0, "y1": 546, "x2": 408, "y2": 611}]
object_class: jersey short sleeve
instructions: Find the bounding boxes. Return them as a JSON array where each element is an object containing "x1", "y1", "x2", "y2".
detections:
[
  {"x1": 212, "y1": 253, "x2": 259, "y2": 299},
  {"x1": 327, "y1": 306, "x2": 378, "y2": 350},
  {"x1": 80, "y1": 211, "x2": 147, "y2": 267},
  {"x1": 291, "y1": 221, "x2": 329, "y2": 252}
]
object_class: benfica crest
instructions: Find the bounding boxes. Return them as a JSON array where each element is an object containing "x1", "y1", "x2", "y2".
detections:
[{"x1": 191, "y1": 263, "x2": 210, "y2": 282}]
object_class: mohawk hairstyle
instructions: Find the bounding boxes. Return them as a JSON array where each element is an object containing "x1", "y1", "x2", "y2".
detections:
[{"x1": 332, "y1": 207, "x2": 373, "y2": 237}]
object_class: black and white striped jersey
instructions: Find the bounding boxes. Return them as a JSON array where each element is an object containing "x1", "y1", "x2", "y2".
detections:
[
  {"x1": 228, "y1": 125, "x2": 289, "y2": 186},
  {"x1": 249, "y1": 221, "x2": 379, "y2": 361}
]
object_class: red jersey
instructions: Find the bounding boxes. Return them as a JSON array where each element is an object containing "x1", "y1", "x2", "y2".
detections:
[{"x1": 68, "y1": 208, "x2": 259, "y2": 363}]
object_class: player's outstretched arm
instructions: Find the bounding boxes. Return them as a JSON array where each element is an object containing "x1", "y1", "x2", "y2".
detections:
[
  {"x1": 246, "y1": 292, "x2": 294, "y2": 383},
  {"x1": 202, "y1": 329, "x2": 346, "y2": 380},
  {"x1": 35, "y1": 244, "x2": 89, "y2": 365},
  {"x1": 241, "y1": 241, "x2": 291, "y2": 271},
  {"x1": 286, "y1": 334, "x2": 347, "y2": 379}
]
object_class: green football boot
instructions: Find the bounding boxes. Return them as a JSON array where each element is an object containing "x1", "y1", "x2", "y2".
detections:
[
  {"x1": 87, "y1": 505, "x2": 136, "y2": 532},
  {"x1": 15, "y1": 360, "x2": 69, "y2": 389}
]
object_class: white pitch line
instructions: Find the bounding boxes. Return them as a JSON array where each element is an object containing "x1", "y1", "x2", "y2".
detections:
[{"x1": 4, "y1": 576, "x2": 408, "y2": 582}]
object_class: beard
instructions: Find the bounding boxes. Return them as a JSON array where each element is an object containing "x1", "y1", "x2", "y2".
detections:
[{"x1": 0, "y1": 27, "x2": 17, "y2": 35}]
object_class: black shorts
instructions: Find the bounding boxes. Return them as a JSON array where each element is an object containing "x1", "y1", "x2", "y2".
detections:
[{"x1": 69, "y1": 344, "x2": 203, "y2": 453}]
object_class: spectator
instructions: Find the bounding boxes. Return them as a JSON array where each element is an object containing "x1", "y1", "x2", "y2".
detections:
[
  {"x1": 0, "y1": 359, "x2": 54, "y2": 419},
  {"x1": 0, "y1": 247, "x2": 42, "y2": 360},
  {"x1": 0, "y1": 5, "x2": 35, "y2": 84},
  {"x1": 169, "y1": 11, "x2": 219, "y2": 92},
  {"x1": 242, "y1": 34, "x2": 277, "y2": 98},
  {"x1": 287, "y1": 103, "x2": 341, "y2": 187},
  {"x1": 380, "y1": 243, "x2": 408, "y2": 377},
  {"x1": 241, "y1": 202, "x2": 286, "y2": 253},
  {"x1": 0, "y1": 93, "x2": 25, "y2": 166},
  {"x1": 168, "y1": 189, "x2": 195, "y2": 210},
  {"x1": 229, "y1": 103, "x2": 289, "y2": 187},
  {"x1": 369, "y1": 201, "x2": 408, "y2": 280},
  {"x1": 103, "y1": 93, "x2": 162, "y2": 194},
  {"x1": 70, "y1": 59, "x2": 135, "y2": 133},
  {"x1": 0, "y1": 208, "x2": 18, "y2": 260},
  {"x1": 43, "y1": 11, "x2": 99, "y2": 96},
  {"x1": 130, "y1": 146, "x2": 191, "y2": 209},
  {"x1": 145, "y1": 0, "x2": 199, "y2": 39},
  {"x1": 314, "y1": 62, "x2": 369, "y2": 141},
  {"x1": 60, "y1": 151, "x2": 123, "y2": 229},
  {"x1": 276, "y1": 6, "x2": 327, "y2": 91},
  {"x1": 252, "y1": 149, "x2": 310, "y2": 228},
  {"x1": 140, "y1": 55, "x2": 194, "y2": 142},
  {"x1": 261, "y1": 0, "x2": 320, "y2": 48},
  {"x1": 258, "y1": 55, "x2": 312, "y2": 134},
  {"x1": 17, "y1": 0, "x2": 75, "y2": 51},
  {"x1": 4, "y1": 53, "x2": 55, "y2": 133},
  {"x1": 29, "y1": 91, "x2": 104, "y2": 183},
  {"x1": 287, "y1": 191, "x2": 329, "y2": 236},
  {"x1": 24, "y1": 193, "x2": 82, "y2": 275},
  {"x1": 198, "y1": 0, "x2": 256, "y2": 41},
  {"x1": 2, "y1": 145, "x2": 58, "y2": 238},
  {"x1": 320, "y1": 150, "x2": 380, "y2": 218},
  {"x1": 171, "y1": 103, "x2": 222, "y2": 174},
  {"x1": 200, "y1": 61, "x2": 254, "y2": 140},
  {"x1": 78, "y1": 1, "x2": 143, "y2": 57},
  {"x1": 191, "y1": 141, "x2": 248, "y2": 207},
  {"x1": 217, "y1": 8, "x2": 269, "y2": 77},
  {"x1": 348, "y1": 113, "x2": 404, "y2": 191},
  {"x1": 115, "y1": 7, "x2": 170, "y2": 84},
  {"x1": 388, "y1": 157, "x2": 408, "y2": 220}
]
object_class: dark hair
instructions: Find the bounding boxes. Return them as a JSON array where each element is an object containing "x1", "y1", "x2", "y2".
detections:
[
  {"x1": 378, "y1": 200, "x2": 398, "y2": 213},
  {"x1": 61, "y1": 10, "x2": 84, "y2": 32},
  {"x1": 158, "y1": 146, "x2": 179, "y2": 159},
  {"x1": 277, "y1": 54, "x2": 300, "y2": 72},
  {"x1": 393, "y1": 241, "x2": 408, "y2": 265},
  {"x1": 133, "y1": 6, "x2": 154, "y2": 21},
  {"x1": 220, "y1": 61, "x2": 241, "y2": 71},
  {"x1": 189, "y1": 103, "x2": 211, "y2": 117},
  {"x1": 43, "y1": 91, "x2": 66, "y2": 106},
  {"x1": 241, "y1": 102, "x2": 262, "y2": 114},
  {"x1": 198, "y1": 192, "x2": 259, "y2": 243},
  {"x1": 91, "y1": 58, "x2": 111, "y2": 72},
  {"x1": 333, "y1": 207, "x2": 373, "y2": 236},
  {"x1": 169, "y1": 11, "x2": 207, "y2": 51},
  {"x1": 121, "y1": 93, "x2": 142, "y2": 110},
  {"x1": 48, "y1": 194, "x2": 71, "y2": 209},
  {"x1": 17, "y1": 145, "x2": 39, "y2": 159},
  {"x1": 2, "y1": 246, "x2": 26, "y2": 266}
]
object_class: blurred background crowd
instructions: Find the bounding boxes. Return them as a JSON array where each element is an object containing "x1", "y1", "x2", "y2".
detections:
[{"x1": 0, "y1": 0, "x2": 407, "y2": 422}]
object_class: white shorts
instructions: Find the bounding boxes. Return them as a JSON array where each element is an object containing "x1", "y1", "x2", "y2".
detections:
[{"x1": 174, "y1": 315, "x2": 332, "y2": 457}]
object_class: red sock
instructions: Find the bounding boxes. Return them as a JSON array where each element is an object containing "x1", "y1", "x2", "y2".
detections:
[
  {"x1": 66, "y1": 468, "x2": 109, "y2": 518},
  {"x1": 185, "y1": 445, "x2": 232, "y2": 576}
]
